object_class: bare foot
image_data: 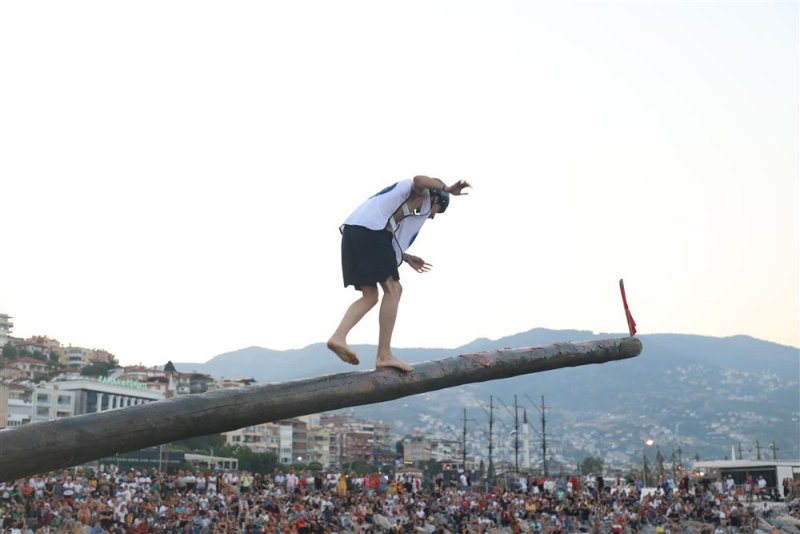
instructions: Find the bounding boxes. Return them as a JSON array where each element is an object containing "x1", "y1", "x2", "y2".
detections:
[
  {"x1": 375, "y1": 354, "x2": 413, "y2": 373},
  {"x1": 327, "y1": 338, "x2": 359, "y2": 365}
]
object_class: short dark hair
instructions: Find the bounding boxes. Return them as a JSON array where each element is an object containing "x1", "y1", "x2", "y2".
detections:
[{"x1": 431, "y1": 189, "x2": 450, "y2": 213}]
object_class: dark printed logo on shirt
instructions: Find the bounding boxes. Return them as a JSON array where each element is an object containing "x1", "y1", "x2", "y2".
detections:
[{"x1": 370, "y1": 182, "x2": 398, "y2": 198}]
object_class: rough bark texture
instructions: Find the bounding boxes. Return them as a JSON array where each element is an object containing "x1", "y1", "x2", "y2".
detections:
[{"x1": 0, "y1": 337, "x2": 641, "y2": 481}]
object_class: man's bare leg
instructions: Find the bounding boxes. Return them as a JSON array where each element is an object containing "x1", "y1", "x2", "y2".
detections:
[
  {"x1": 375, "y1": 278, "x2": 413, "y2": 372},
  {"x1": 328, "y1": 286, "x2": 379, "y2": 365}
]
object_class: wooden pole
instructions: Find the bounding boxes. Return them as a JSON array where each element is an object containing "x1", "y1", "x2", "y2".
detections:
[{"x1": 0, "y1": 337, "x2": 641, "y2": 481}]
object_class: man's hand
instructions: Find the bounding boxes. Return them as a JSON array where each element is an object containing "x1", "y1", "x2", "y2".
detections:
[
  {"x1": 445, "y1": 180, "x2": 471, "y2": 195},
  {"x1": 404, "y1": 254, "x2": 432, "y2": 273}
]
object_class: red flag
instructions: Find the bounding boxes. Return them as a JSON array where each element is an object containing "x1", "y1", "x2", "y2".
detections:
[{"x1": 619, "y1": 279, "x2": 637, "y2": 337}]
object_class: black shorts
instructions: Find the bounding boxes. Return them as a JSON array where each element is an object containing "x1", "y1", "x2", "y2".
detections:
[{"x1": 341, "y1": 225, "x2": 400, "y2": 290}]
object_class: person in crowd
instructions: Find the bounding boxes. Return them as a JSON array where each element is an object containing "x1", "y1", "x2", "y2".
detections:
[{"x1": 2, "y1": 466, "x2": 797, "y2": 533}]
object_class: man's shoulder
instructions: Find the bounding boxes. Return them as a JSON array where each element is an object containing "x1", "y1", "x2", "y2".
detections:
[{"x1": 369, "y1": 179, "x2": 413, "y2": 199}]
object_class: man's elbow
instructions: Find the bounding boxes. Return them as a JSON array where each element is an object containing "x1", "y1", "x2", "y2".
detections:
[{"x1": 412, "y1": 175, "x2": 431, "y2": 189}]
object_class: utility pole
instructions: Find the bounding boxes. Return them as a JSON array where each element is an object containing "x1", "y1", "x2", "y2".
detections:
[
  {"x1": 755, "y1": 439, "x2": 762, "y2": 460},
  {"x1": 670, "y1": 448, "x2": 677, "y2": 480},
  {"x1": 769, "y1": 441, "x2": 779, "y2": 460},
  {"x1": 462, "y1": 408, "x2": 467, "y2": 471},
  {"x1": 514, "y1": 395, "x2": 520, "y2": 474},
  {"x1": 488, "y1": 396, "x2": 495, "y2": 486},
  {"x1": 524, "y1": 393, "x2": 551, "y2": 477},
  {"x1": 541, "y1": 395, "x2": 548, "y2": 477},
  {"x1": 338, "y1": 432, "x2": 343, "y2": 468}
]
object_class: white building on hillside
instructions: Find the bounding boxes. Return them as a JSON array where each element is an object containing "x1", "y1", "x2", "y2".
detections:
[
  {"x1": 224, "y1": 422, "x2": 280, "y2": 455},
  {"x1": 49, "y1": 377, "x2": 163, "y2": 414},
  {"x1": 279, "y1": 422, "x2": 294, "y2": 464},
  {"x1": 4, "y1": 383, "x2": 33, "y2": 428},
  {"x1": 0, "y1": 382, "x2": 8, "y2": 429},
  {"x1": 224, "y1": 421, "x2": 296, "y2": 464},
  {"x1": 65, "y1": 346, "x2": 93, "y2": 368},
  {"x1": 520, "y1": 408, "x2": 532, "y2": 470},
  {"x1": 306, "y1": 425, "x2": 331, "y2": 467},
  {"x1": 6, "y1": 357, "x2": 50, "y2": 380},
  {"x1": 0, "y1": 314, "x2": 12, "y2": 347},
  {"x1": 31, "y1": 384, "x2": 78, "y2": 423},
  {"x1": 3, "y1": 378, "x2": 163, "y2": 427}
]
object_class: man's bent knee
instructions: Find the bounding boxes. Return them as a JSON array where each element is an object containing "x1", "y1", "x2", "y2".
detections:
[
  {"x1": 380, "y1": 278, "x2": 403, "y2": 298},
  {"x1": 361, "y1": 287, "x2": 379, "y2": 307}
]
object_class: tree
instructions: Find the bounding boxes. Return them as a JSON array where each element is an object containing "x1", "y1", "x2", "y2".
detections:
[
  {"x1": 171, "y1": 434, "x2": 226, "y2": 454},
  {"x1": 656, "y1": 449, "x2": 665, "y2": 482},
  {"x1": 421, "y1": 458, "x2": 441, "y2": 480},
  {"x1": 307, "y1": 461, "x2": 323, "y2": 472},
  {"x1": 1, "y1": 343, "x2": 17, "y2": 362},
  {"x1": 623, "y1": 469, "x2": 639, "y2": 485},
  {"x1": 218, "y1": 446, "x2": 278, "y2": 474},
  {"x1": 81, "y1": 362, "x2": 117, "y2": 378},
  {"x1": 164, "y1": 361, "x2": 177, "y2": 373},
  {"x1": 580, "y1": 455, "x2": 604, "y2": 476},
  {"x1": 33, "y1": 372, "x2": 56, "y2": 383}
]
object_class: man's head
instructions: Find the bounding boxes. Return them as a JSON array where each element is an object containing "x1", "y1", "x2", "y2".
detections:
[{"x1": 429, "y1": 189, "x2": 450, "y2": 218}]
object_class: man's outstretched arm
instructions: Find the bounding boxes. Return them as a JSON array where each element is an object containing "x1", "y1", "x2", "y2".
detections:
[{"x1": 412, "y1": 175, "x2": 471, "y2": 195}]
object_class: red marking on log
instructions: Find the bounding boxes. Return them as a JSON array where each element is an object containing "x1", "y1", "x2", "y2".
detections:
[{"x1": 619, "y1": 279, "x2": 637, "y2": 336}]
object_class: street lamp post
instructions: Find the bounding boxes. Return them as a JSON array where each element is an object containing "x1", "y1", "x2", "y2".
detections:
[
  {"x1": 673, "y1": 422, "x2": 683, "y2": 480},
  {"x1": 643, "y1": 438, "x2": 654, "y2": 487},
  {"x1": 642, "y1": 451, "x2": 646, "y2": 488}
]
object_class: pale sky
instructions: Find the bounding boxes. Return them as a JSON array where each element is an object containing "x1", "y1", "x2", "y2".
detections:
[{"x1": 1, "y1": 1, "x2": 798, "y2": 368}]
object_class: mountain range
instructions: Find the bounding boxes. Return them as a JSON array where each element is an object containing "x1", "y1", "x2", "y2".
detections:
[{"x1": 175, "y1": 328, "x2": 800, "y2": 467}]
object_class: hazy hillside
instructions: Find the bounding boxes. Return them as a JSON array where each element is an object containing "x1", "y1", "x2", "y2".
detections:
[{"x1": 175, "y1": 329, "x2": 800, "y2": 465}]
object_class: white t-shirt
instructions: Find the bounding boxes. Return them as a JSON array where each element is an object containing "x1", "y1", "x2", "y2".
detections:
[{"x1": 343, "y1": 179, "x2": 432, "y2": 265}]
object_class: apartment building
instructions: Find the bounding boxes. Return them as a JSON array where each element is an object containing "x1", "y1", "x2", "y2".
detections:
[
  {"x1": 279, "y1": 422, "x2": 294, "y2": 464},
  {"x1": 224, "y1": 423, "x2": 278, "y2": 454},
  {"x1": 173, "y1": 372, "x2": 214, "y2": 395},
  {"x1": 330, "y1": 430, "x2": 374, "y2": 466},
  {"x1": 0, "y1": 314, "x2": 12, "y2": 347},
  {"x1": 4, "y1": 383, "x2": 33, "y2": 427},
  {"x1": 306, "y1": 425, "x2": 331, "y2": 467},
  {"x1": 321, "y1": 413, "x2": 395, "y2": 467},
  {"x1": 290, "y1": 418, "x2": 308, "y2": 464},
  {"x1": 50, "y1": 376, "x2": 163, "y2": 413},
  {"x1": 19, "y1": 336, "x2": 62, "y2": 361},
  {"x1": 5, "y1": 356, "x2": 51, "y2": 379},
  {"x1": 64, "y1": 346, "x2": 93, "y2": 368},
  {"x1": 0, "y1": 382, "x2": 8, "y2": 429},
  {"x1": 403, "y1": 435, "x2": 432, "y2": 464},
  {"x1": 223, "y1": 420, "x2": 306, "y2": 465},
  {"x1": 30, "y1": 383, "x2": 78, "y2": 423},
  {"x1": 63, "y1": 346, "x2": 116, "y2": 368}
]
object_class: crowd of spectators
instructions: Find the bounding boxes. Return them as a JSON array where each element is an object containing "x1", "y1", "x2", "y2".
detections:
[{"x1": 1, "y1": 466, "x2": 797, "y2": 534}]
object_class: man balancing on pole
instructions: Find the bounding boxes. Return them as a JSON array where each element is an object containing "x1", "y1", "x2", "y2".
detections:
[{"x1": 327, "y1": 176, "x2": 471, "y2": 372}]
